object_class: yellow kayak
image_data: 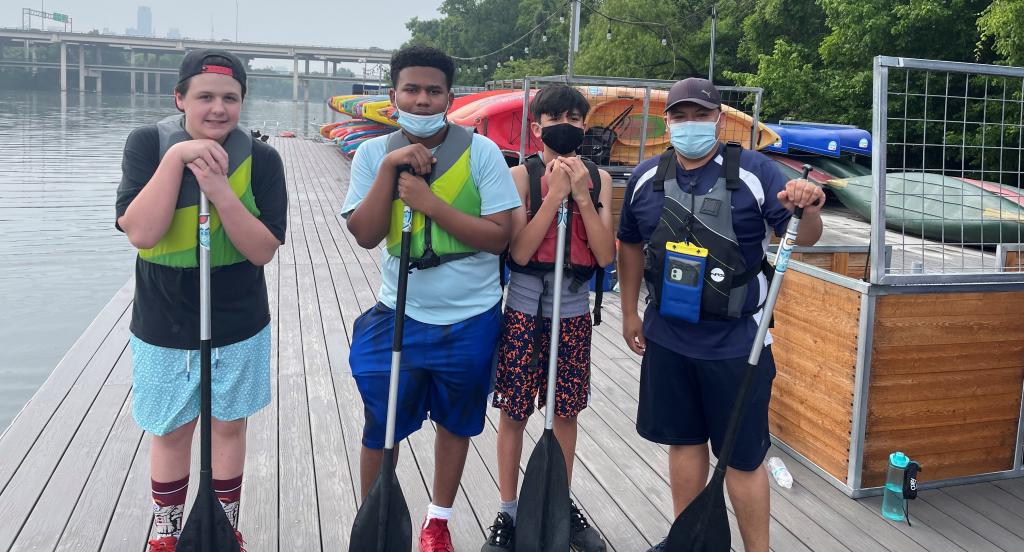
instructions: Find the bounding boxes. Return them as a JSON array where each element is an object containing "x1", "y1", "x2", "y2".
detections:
[
  {"x1": 328, "y1": 94, "x2": 362, "y2": 116},
  {"x1": 361, "y1": 99, "x2": 399, "y2": 127},
  {"x1": 576, "y1": 86, "x2": 779, "y2": 164}
]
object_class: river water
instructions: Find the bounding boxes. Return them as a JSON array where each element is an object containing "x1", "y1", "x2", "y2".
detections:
[{"x1": 0, "y1": 90, "x2": 341, "y2": 432}]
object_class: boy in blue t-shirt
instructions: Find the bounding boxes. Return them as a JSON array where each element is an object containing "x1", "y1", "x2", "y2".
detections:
[{"x1": 341, "y1": 45, "x2": 521, "y2": 550}]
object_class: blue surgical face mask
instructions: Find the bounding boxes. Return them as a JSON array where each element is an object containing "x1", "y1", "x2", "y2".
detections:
[
  {"x1": 669, "y1": 120, "x2": 720, "y2": 159},
  {"x1": 396, "y1": 103, "x2": 449, "y2": 138}
]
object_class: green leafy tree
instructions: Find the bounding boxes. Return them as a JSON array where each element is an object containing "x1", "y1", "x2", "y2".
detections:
[{"x1": 978, "y1": 0, "x2": 1024, "y2": 66}]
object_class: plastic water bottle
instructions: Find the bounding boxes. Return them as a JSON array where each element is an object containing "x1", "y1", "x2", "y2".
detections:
[
  {"x1": 766, "y1": 457, "x2": 793, "y2": 489},
  {"x1": 882, "y1": 452, "x2": 909, "y2": 521}
]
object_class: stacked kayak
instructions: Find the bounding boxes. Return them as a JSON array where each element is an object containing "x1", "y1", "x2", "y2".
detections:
[
  {"x1": 446, "y1": 86, "x2": 779, "y2": 163},
  {"x1": 323, "y1": 89, "x2": 783, "y2": 162},
  {"x1": 448, "y1": 90, "x2": 544, "y2": 158},
  {"x1": 765, "y1": 122, "x2": 871, "y2": 158},
  {"x1": 577, "y1": 87, "x2": 779, "y2": 165},
  {"x1": 322, "y1": 95, "x2": 397, "y2": 158}
]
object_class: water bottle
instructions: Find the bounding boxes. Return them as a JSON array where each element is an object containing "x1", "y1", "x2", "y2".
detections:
[
  {"x1": 765, "y1": 456, "x2": 793, "y2": 489},
  {"x1": 882, "y1": 452, "x2": 910, "y2": 521}
]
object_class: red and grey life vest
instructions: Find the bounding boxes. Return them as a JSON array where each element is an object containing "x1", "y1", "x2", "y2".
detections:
[
  {"x1": 507, "y1": 153, "x2": 607, "y2": 325},
  {"x1": 644, "y1": 143, "x2": 772, "y2": 320}
]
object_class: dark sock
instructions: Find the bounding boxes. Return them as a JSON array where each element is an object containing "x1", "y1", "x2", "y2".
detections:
[
  {"x1": 152, "y1": 476, "x2": 189, "y2": 538},
  {"x1": 213, "y1": 474, "x2": 244, "y2": 529}
]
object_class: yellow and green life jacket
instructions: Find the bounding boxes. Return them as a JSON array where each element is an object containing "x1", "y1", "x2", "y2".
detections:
[
  {"x1": 138, "y1": 114, "x2": 260, "y2": 268},
  {"x1": 385, "y1": 125, "x2": 481, "y2": 269}
]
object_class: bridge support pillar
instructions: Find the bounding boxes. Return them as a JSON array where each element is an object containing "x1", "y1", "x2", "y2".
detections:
[
  {"x1": 293, "y1": 56, "x2": 299, "y2": 101},
  {"x1": 143, "y1": 53, "x2": 149, "y2": 95},
  {"x1": 60, "y1": 42, "x2": 67, "y2": 92},
  {"x1": 96, "y1": 47, "x2": 103, "y2": 93},
  {"x1": 78, "y1": 45, "x2": 85, "y2": 91},
  {"x1": 323, "y1": 60, "x2": 329, "y2": 101},
  {"x1": 154, "y1": 54, "x2": 161, "y2": 94},
  {"x1": 129, "y1": 48, "x2": 136, "y2": 95}
]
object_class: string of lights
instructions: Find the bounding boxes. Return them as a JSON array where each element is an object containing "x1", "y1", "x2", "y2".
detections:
[{"x1": 448, "y1": 0, "x2": 710, "y2": 75}]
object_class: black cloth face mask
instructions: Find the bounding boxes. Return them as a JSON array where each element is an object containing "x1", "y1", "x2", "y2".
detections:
[{"x1": 540, "y1": 123, "x2": 585, "y2": 155}]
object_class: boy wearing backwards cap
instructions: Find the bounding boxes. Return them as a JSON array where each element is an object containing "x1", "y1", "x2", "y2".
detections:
[{"x1": 115, "y1": 49, "x2": 287, "y2": 551}]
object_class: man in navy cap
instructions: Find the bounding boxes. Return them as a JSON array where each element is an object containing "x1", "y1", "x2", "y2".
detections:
[{"x1": 616, "y1": 77, "x2": 825, "y2": 551}]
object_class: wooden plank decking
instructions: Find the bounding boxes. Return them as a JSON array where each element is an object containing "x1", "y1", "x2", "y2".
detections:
[{"x1": 2, "y1": 137, "x2": 1023, "y2": 551}]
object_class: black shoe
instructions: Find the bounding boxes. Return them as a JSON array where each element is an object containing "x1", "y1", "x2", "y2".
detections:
[
  {"x1": 569, "y1": 500, "x2": 606, "y2": 551},
  {"x1": 481, "y1": 511, "x2": 515, "y2": 551}
]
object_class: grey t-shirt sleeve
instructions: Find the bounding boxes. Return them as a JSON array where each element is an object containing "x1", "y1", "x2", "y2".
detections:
[
  {"x1": 251, "y1": 140, "x2": 289, "y2": 244},
  {"x1": 115, "y1": 125, "x2": 160, "y2": 231}
]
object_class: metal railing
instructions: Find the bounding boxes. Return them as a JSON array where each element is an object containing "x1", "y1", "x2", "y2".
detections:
[{"x1": 871, "y1": 56, "x2": 1024, "y2": 284}]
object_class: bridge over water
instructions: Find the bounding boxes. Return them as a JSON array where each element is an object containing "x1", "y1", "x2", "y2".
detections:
[{"x1": 0, "y1": 28, "x2": 393, "y2": 99}]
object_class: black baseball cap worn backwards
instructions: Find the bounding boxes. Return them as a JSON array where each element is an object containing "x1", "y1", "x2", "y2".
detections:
[{"x1": 177, "y1": 49, "x2": 248, "y2": 97}]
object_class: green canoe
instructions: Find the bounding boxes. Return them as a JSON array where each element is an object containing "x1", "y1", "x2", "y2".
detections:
[{"x1": 827, "y1": 172, "x2": 1024, "y2": 244}]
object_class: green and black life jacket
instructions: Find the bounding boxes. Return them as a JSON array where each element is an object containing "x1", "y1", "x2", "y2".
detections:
[
  {"x1": 138, "y1": 114, "x2": 260, "y2": 268},
  {"x1": 385, "y1": 125, "x2": 481, "y2": 270}
]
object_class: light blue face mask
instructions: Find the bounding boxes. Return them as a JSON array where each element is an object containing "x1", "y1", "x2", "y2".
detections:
[
  {"x1": 396, "y1": 104, "x2": 449, "y2": 138},
  {"x1": 669, "y1": 120, "x2": 720, "y2": 159}
]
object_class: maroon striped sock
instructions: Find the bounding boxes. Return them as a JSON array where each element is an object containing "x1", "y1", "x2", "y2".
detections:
[
  {"x1": 214, "y1": 474, "x2": 244, "y2": 528},
  {"x1": 152, "y1": 477, "x2": 189, "y2": 537},
  {"x1": 152, "y1": 476, "x2": 189, "y2": 507}
]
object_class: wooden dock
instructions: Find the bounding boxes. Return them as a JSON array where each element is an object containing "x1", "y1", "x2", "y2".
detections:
[{"x1": 2, "y1": 137, "x2": 1023, "y2": 551}]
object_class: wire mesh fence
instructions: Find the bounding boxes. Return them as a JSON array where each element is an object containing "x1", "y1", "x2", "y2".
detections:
[{"x1": 870, "y1": 56, "x2": 1024, "y2": 283}]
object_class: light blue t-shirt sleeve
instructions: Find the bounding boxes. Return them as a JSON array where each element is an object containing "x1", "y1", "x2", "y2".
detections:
[
  {"x1": 341, "y1": 135, "x2": 388, "y2": 218},
  {"x1": 470, "y1": 135, "x2": 522, "y2": 215}
]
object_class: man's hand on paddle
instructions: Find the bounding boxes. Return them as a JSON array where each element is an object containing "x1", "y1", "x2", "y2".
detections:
[
  {"x1": 777, "y1": 178, "x2": 825, "y2": 216},
  {"x1": 385, "y1": 143, "x2": 436, "y2": 178},
  {"x1": 397, "y1": 171, "x2": 439, "y2": 216}
]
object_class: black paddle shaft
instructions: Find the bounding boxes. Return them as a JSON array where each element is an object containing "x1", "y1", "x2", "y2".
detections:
[
  {"x1": 377, "y1": 205, "x2": 413, "y2": 551},
  {"x1": 717, "y1": 165, "x2": 814, "y2": 471},
  {"x1": 177, "y1": 193, "x2": 240, "y2": 552}
]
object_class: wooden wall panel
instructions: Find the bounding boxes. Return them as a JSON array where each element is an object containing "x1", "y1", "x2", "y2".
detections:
[
  {"x1": 790, "y1": 252, "x2": 871, "y2": 281},
  {"x1": 769, "y1": 271, "x2": 861, "y2": 482},
  {"x1": 1005, "y1": 250, "x2": 1023, "y2": 272},
  {"x1": 612, "y1": 184, "x2": 626, "y2": 233},
  {"x1": 862, "y1": 291, "x2": 1024, "y2": 487}
]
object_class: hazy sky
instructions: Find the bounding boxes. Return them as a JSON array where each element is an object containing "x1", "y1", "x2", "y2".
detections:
[{"x1": 5, "y1": 1, "x2": 443, "y2": 49}]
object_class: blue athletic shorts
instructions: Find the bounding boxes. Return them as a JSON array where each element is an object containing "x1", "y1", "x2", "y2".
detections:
[
  {"x1": 349, "y1": 301, "x2": 502, "y2": 449},
  {"x1": 636, "y1": 338, "x2": 776, "y2": 471},
  {"x1": 130, "y1": 324, "x2": 272, "y2": 436}
]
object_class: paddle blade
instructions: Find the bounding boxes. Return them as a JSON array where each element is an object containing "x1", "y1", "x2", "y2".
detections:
[
  {"x1": 665, "y1": 472, "x2": 731, "y2": 552},
  {"x1": 515, "y1": 429, "x2": 570, "y2": 552},
  {"x1": 176, "y1": 490, "x2": 240, "y2": 552},
  {"x1": 349, "y1": 467, "x2": 412, "y2": 552}
]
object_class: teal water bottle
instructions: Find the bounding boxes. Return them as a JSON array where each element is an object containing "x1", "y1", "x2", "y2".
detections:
[{"x1": 882, "y1": 452, "x2": 909, "y2": 521}]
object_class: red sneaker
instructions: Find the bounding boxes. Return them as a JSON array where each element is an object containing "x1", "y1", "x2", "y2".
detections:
[
  {"x1": 419, "y1": 517, "x2": 455, "y2": 552},
  {"x1": 234, "y1": 530, "x2": 247, "y2": 552},
  {"x1": 147, "y1": 536, "x2": 177, "y2": 552}
]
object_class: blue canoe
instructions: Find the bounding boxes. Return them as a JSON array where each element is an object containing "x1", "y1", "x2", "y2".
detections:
[{"x1": 764, "y1": 123, "x2": 872, "y2": 157}]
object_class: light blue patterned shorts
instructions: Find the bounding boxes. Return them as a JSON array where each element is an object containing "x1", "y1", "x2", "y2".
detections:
[{"x1": 130, "y1": 324, "x2": 272, "y2": 436}]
